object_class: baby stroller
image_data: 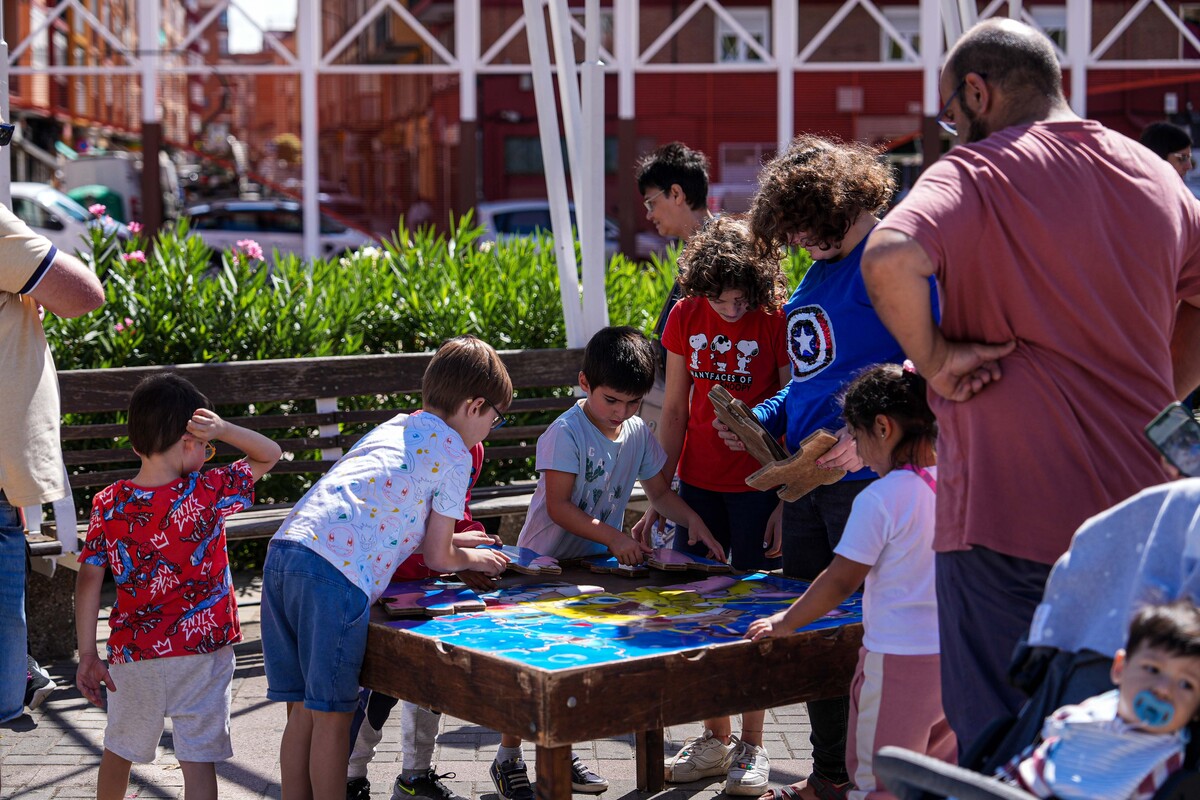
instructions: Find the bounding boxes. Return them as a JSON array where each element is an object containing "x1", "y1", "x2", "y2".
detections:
[{"x1": 874, "y1": 479, "x2": 1200, "y2": 800}]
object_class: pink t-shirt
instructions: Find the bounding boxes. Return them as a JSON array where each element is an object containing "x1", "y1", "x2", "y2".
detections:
[{"x1": 879, "y1": 120, "x2": 1200, "y2": 565}]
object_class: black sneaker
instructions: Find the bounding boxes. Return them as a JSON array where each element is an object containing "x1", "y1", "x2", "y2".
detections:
[
  {"x1": 346, "y1": 776, "x2": 371, "y2": 800},
  {"x1": 24, "y1": 655, "x2": 56, "y2": 711},
  {"x1": 570, "y1": 756, "x2": 609, "y2": 794},
  {"x1": 490, "y1": 758, "x2": 534, "y2": 800},
  {"x1": 392, "y1": 770, "x2": 466, "y2": 800}
]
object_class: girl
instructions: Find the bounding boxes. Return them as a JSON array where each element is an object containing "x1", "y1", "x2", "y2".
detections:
[
  {"x1": 746, "y1": 363, "x2": 955, "y2": 800},
  {"x1": 645, "y1": 215, "x2": 790, "y2": 795}
]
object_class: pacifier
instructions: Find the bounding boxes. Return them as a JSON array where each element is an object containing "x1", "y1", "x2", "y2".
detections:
[{"x1": 1133, "y1": 690, "x2": 1175, "y2": 728}]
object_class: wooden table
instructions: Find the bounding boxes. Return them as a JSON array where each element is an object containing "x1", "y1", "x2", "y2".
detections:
[{"x1": 360, "y1": 569, "x2": 863, "y2": 800}]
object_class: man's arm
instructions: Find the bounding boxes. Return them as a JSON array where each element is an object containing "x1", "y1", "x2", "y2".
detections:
[
  {"x1": 862, "y1": 229, "x2": 1014, "y2": 402},
  {"x1": 1172, "y1": 297, "x2": 1200, "y2": 401},
  {"x1": 28, "y1": 249, "x2": 104, "y2": 318}
]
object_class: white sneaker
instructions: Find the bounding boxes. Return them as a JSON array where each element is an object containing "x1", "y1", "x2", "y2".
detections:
[
  {"x1": 664, "y1": 729, "x2": 737, "y2": 783},
  {"x1": 725, "y1": 742, "x2": 771, "y2": 796}
]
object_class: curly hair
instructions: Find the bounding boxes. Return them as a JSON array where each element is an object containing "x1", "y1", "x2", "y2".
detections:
[
  {"x1": 749, "y1": 134, "x2": 894, "y2": 256},
  {"x1": 635, "y1": 142, "x2": 710, "y2": 210},
  {"x1": 840, "y1": 363, "x2": 936, "y2": 472},
  {"x1": 676, "y1": 215, "x2": 788, "y2": 313}
]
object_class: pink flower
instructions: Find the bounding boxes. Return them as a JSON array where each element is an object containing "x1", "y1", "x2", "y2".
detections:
[
  {"x1": 87, "y1": 203, "x2": 106, "y2": 217},
  {"x1": 122, "y1": 250, "x2": 146, "y2": 263},
  {"x1": 114, "y1": 317, "x2": 133, "y2": 333},
  {"x1": 236, "y1": 239, "x2": 265, "y2": 262},
  {"x1": 128, "y1": 221, "x2": 142, "y2": 234}
]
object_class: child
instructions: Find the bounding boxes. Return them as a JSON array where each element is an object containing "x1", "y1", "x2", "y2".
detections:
[
  {"x1": 745, "y1": 363, "x2": 955, "y2": 800},
  {"x1": 998, "y1": 599, "x2": 1200, "y2": 799},
  {"x1": 75, "y1": 374, "x2": 283, "y2": 800},
  {"x1": 261, "y1": 335, "x2": 511, "y2": 800},
  {"x1": 648, "y1": 216, "x2": 790, "y2": 794},
  {"x1": 494, "y1": 326, "x2": 726, "y2": 800}
]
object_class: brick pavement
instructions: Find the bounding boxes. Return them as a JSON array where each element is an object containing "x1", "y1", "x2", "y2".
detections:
[{"x1": 2, "y1": 577, "x2": 818, "y2": 800}]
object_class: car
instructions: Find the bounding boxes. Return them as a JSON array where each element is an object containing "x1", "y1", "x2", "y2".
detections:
[
  {"x1": 474, "y1": 199, "x2": 670, "y2": 261},
  {"x1": 8, "y1": 182, "x2": 130, "y2": 254},
  {"x1": 184, "y1": 199, "x2": 376, "y2": 260}
]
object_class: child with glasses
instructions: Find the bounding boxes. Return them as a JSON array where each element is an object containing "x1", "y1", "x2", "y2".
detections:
[{"x1": 75, "y1": 373, "x2": 283, "y2": 800}]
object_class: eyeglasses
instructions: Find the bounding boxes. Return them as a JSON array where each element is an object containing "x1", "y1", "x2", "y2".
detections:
[
  {"x1": 487, "y1": 400, "x2": 510, "y2": 430},
  {"x1": 0, "y1": 124, "x2": 14, "y2": 148},
  {"x1": 1170, "y1": 151, "x2": 1195, "y2": 166},
  {"x1": 204, "y1": 443, "x2": 216, "y2": 462},
  {"x1": 642, "y1": 189, "x2": 666, "y2": 213},
  {"x1": 936, "y1": 73, "x2": 986, "y2": 136}
]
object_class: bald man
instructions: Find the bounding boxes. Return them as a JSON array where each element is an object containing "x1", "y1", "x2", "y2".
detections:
[{"x1": 861, "y1": 18, "x2": 1200, "y2": 755}]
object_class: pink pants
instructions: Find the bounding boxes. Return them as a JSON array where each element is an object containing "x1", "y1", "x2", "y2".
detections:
[{"x1": 846, "y1": 647, "x2": 957, "y2": 800}]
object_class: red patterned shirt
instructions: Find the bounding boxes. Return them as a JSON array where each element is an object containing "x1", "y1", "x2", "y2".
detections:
[{"x1": 79, "y1": 461, "x2": 255, "y2": 664}]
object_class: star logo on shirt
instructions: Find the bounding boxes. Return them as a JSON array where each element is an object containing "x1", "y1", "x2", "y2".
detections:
[
  {"x1": 797, "y1": 330, "x2": 815, "y2": 355},
  {"x1": 787, "y1": 304, "x2": 834, "y2": 380}
]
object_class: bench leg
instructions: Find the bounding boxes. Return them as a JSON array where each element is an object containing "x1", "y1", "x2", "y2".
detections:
[
  {"x1": 535, "y1": 744, "x2": 572, "y2": 800},
  {"x1": 635, "y1": 728, "x2": 664, "y2": 792}
]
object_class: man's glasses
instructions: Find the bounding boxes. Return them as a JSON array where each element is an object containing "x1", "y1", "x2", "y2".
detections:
[
  {"x1": 936, "y1": 73, "x2": 986, "y2": 136},
  {"x1": 487, "y1": 400, "x2": 511, "y2": 430},
  {"x1": 0, "y1": 124, "x2": 15, "y2": 148},
  {"x1": 643, "y1": 188, "x2": 666, "y2": 213}
]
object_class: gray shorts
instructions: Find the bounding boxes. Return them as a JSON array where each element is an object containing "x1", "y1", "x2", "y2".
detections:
[{"x1": 105, "y1": 646, "x2": 236, "y2": 764}]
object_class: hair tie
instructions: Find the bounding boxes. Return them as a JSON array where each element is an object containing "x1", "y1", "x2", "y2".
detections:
[{"x1": 902, "y1": 360, "x2": 917, "y2": 374}]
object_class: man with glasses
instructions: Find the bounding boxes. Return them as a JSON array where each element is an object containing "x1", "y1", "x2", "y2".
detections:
[
  {"x1": 1140, "y1": 121, "x2": 1195, "y2": 180},
  {"x1": 0, "y1": 116, "x2": 104, "y2": 750},
  {"x1": 861, "y1": 18, "x2": 1200, "y2": 757}
]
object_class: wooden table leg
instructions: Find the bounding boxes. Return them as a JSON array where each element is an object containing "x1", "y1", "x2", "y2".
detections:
[
  {"x1": 635, "y1": 728, "x2": 665, "y2": 793},
  {"x1": 535, "y1": 743, "x2": 573, "y2": 800}
]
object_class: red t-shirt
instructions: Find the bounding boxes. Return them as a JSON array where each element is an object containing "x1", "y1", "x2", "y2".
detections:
[
  {"x1": 663, "y1": 297, "x2": 788, "y2": 492},
  {"x1": 878, "y1": 120, "x2": 1200, "y2": 564},
  {"x1": 80, "y1": 461, "x2": 255, "y2": 664}
]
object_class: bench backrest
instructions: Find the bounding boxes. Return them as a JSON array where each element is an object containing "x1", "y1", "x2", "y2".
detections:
[{"x1": 58, "y1": 348, "x2": 584, "y2": 516}]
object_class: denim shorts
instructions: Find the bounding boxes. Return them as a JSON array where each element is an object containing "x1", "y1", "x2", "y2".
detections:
[{"x1": 260, "y1": 540, "x2": 370, "y2": 713}]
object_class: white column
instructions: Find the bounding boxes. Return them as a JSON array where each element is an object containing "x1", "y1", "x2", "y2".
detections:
[
  {"x1": 579, "y1": 0, "x2": 608, "y2": 336},
  {"x1": 456, "y1": 0, "x2": 478, "y2": 129},
  {"x1": 547, "y1": 0, "x2": 584, "y2": 206},
  {"x1": 773, "y1": 0, "x2": 796, "y2": 152},
  {"x1": 1066, "y1": 0, "x2": 1089, "y2": 117},
  {"x1": 920, "y1": 0, "x2": 942, "y2": 115},
  {"x1": 298, "y1": 0, "x2": 320, "y2": 260},
  {"x1": 616, "y1": 0, "x2": 636, "y2": 121},
  {"x1": 138, "y1": 0, "x2": 160, "y2": 123}
]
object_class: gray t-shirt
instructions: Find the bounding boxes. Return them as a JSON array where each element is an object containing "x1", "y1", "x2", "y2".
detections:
[{"x1": 517, "y1": 401, "x2": 666, "y2": 560}]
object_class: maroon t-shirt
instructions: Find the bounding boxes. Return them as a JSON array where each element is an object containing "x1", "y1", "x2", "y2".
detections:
[{"x1": 879, "y1": 120, "x2": 1200, "y2": 565}]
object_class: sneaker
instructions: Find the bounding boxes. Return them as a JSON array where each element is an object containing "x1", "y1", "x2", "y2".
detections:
[
  {"x1": 664, "y1": 729, "x2": 737, "y2": 782},
  {"x1": 570, "y1": 756, "x2": 609, "y2": 793},
  {"x1": 490, "y1": 758, "x2": 534, "y2": 800},
  {"x1": 24, "y1": 655, "x2": 56, "y2": 711},
  {"x1": 725, "y1": 742, "x2": 770, "y2": 796},
  {"x1": 392, "y1": 769, "x2": 467, "y2": 800},
  {"x1": 346, "y1": 777, "x2": 371, "y2": 800}
]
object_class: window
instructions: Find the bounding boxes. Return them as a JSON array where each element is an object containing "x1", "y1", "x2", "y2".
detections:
[
  {"x1": 11, "y1": 198, "x2": 57, "y2": 230},
  {"x1": 1182, "y1": 4, "x2": 1200, "y2": 58},
  {"x1": 503, "y1": 136, "x2": 619, "y2": 175},
  {"x1": 1028, "y1": 6, "x2": 1066, "y2": 50},
  {"x1": 881, "y1": 7, "x2": 920, "y2": 63},
  {"x1": 716, "y1": 8, "x2": 769, "y2": 63},
  {"x1": 569, "y1": 9, "x2": 614, "y2": 54}
]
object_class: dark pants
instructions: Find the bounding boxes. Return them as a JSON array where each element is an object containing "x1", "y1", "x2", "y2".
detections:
[
  {"x1": 935, "y1": 547, "x2": 1052, "y2": 761},
  {"x1": 782, "y1": 479, "x2": 873, "y2": 784},
  {"x1": 674, "y1": 481, "x2": 782, "y2": 571}
]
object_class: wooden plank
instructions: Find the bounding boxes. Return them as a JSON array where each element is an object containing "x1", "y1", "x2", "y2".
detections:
[
  {"x1": 57, "y1": 349, "x2": 583, "y2": 414},
  {"x1": 25, "y1": 532, "x2": 63, "y2": 558},
  {"x1": 61, "y1": 412, "x2": 343, "y2": 441},
  {"x1": 534, "y1": 745, "x2": 572, "y2": 800},
  {"x1": 635, "y1": 729, "x2": 664, "y2": 792}
]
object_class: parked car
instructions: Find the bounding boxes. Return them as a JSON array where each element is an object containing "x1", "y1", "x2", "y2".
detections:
[
  {"x1": 9, "y1": 182, "x2": 130, "y2": 254},
  {"x1": 474, "y1": 199, "x2": 670, "y2": 261},
  {"x1": 184, "y1": 199, "x2": 375, "y2": 260}
]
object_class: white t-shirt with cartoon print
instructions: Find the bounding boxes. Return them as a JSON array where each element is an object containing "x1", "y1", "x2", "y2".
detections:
[
  {"x1": 274, "y1": 411, "x2": 470, "y2": 603},
  {"x1": 518, "y1": 401, "x2": 667, "y2": 560}
]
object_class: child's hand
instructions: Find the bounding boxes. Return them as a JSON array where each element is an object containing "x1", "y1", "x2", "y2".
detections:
[
  {"x1": 713, "y1": 418, "x2": 746, "y2": 452},
  {"x1": 816, "y1": 425, "x2": 863, "y2": 472},
  {"x1": 452, "y1": 530, "x2": 500, "y2": 548},
  {"x1": 764, "y1": 503, "x2": 783, "y2": 558},
  {"x1": 455, "y1": 570, "x2": 497, "y2": 591},
  {"x1": 745, "y1": 611, "x2": 791, "y2": 642},
  {"x1": 473, "y1": 547, "x2": 510, "y2": 576},
  {"x1": 687, "y1": 520, "x2": 727, "y2": 564},
  {"x1": 631, "y1": 508, "x2": 660, "y2": 546},
  {"x1": 76, "y1": 653, "x2": 113, "y2": 708},
  {"x1": 186, "y1": 408, "x2": 227, "y2": 442},
  {"x1": 609, "y1": 531, "x2": 653, "y2": 566}
]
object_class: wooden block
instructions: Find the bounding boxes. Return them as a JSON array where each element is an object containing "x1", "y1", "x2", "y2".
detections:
[
  {"x1": 479, "y1": 544, "x2": 562, "y2": 575},
  {"x1": 379, "y1": 580, "x2": 486, "y2": 617},
  {"x1": 646, "y1": 548, "x2": 732, "y2": 573},
  {"x1": 745, "y1": 429, "x2": 845, "y2": 502},
  {"x1": 708, "y1": 385, "x2": 788, "y2": 466},
  {"x1": 582, "y1": 554, "x2": 650, "y2": 576}
]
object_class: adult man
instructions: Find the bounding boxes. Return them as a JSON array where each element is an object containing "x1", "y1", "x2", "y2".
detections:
[
  {"x1": 860, "y1": 18, "x2": 1200, "y2": 754},
  {"x1": 1, "y1": 192, "x2": 104, "y2": 733}
]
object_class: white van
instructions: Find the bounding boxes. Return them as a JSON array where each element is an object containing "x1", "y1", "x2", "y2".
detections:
[
  {"x1": 9, "y1": 182, "x2": 130, "y2": 255},
  {"x1": 59, "y1": 152, "x2": 182, "y2": 222}
]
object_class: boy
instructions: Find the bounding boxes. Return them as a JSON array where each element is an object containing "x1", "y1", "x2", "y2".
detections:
[
  {"x1": 261, "y1": 335, "x2": 511, "y2": 800},
  {"x1": 75, "y1": 374, "x2": 282, "y2": 800},
  {"x1": 999, "y1": 599, "x2": 1200, "y2": 799},
  {"x1": 490, "y1": 327, "x2": 725, "y2": 800}
]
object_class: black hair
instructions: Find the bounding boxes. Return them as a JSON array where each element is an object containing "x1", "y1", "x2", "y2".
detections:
[
  {"x1": 840, "y1": 363, "x2": 936, "y2": 472},
  {"x1": 581, "y1": 326, "x2": 656, "y2": 396},
  {"x1": 127, "y1": 374, "x2": 213, "y2": 457},
  {"x1": 1140, "y1": 122, "x2": 1193, "y2": 161},
  {"x1": 1127, "y1": 600, "x2": 1200, "y2": 660},
  {"x1": 948, "y1": 19, "x2": 1062, "y2": 100},
  {"x1": 635, "y1": 142, "x2": 710, "y2": 210}
]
